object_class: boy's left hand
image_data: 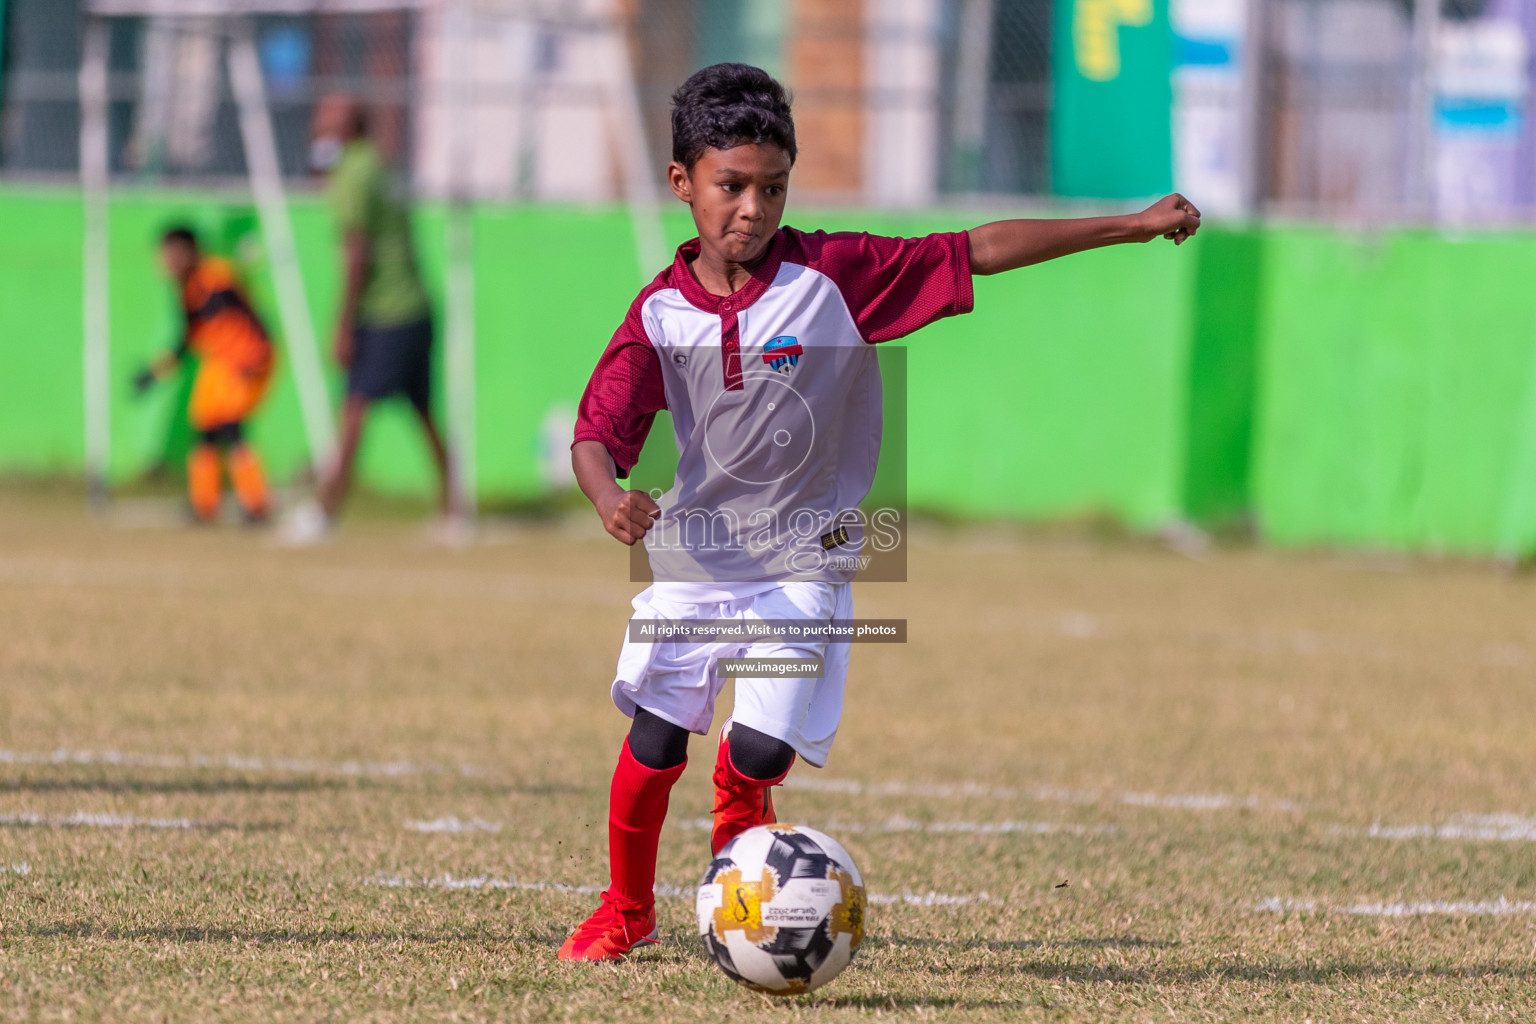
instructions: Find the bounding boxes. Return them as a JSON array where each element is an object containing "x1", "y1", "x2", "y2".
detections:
[{"x1": 1135, "y1": 194, "x2": 1201, "y2": 245}]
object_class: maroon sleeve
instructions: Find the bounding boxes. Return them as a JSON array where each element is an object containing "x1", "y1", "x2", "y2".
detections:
[
  {"x1": 795, "y1": 229, "x2": 974, "y2": 343},
  {"x1": 572, "y1": 292, "x2": 667, "y2": 478}
]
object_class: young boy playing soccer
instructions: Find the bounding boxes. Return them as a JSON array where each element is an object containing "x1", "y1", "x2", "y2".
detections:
[
  {"x1": 561, "y1": 63, "x2": 1200, "y2": 960},
  {"x1": 133, "y1": 226, "x2": 274, "y2": 523}
]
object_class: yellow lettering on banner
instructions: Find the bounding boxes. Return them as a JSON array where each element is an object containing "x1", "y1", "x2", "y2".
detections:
[{"x1": 1074, "y1": 0, "x2": 1153, "y2": 81}]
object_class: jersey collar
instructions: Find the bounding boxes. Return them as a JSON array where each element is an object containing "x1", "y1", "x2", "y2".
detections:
[{"x1": 671, "y1": 229, "x2": 786, "y2": 316}]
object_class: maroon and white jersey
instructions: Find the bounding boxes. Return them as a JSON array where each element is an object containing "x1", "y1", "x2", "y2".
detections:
[{"x1": 574, "y1": 226, "x2": 973, "y2": 589}]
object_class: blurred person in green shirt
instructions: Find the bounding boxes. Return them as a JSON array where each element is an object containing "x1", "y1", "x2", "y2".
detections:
[{"x1": 286, "y1": 94, "x2": 458, "y2": 543}]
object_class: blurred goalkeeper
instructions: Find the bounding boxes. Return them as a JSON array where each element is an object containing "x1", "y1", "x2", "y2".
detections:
[{"x1": 132, "y1": 226, "x2": 274, "y2": 524}]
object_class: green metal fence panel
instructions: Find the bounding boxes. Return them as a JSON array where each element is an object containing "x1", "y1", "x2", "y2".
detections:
[
  {"x1": 0, "y1": 187, "x2": 1253, "y2": 538},
  {"x1": 1251, "y1": 228, "x2": 1536, "y2": 554}
]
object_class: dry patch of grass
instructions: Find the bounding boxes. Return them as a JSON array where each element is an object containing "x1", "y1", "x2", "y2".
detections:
[{"x1": 2, "y1": 487, "x2": 1535, "y2": 1021}]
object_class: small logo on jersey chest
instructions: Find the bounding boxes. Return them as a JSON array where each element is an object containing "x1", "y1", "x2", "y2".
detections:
[{"x1": 762, "y1": 336, "x2": 802, "y2": 374}]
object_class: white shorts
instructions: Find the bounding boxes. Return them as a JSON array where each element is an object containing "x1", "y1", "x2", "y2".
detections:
[{"x1": 610, "y1": 581, "x2": 853, "y2": 767}]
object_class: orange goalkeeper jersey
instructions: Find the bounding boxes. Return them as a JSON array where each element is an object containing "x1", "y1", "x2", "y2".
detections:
[{"x1": 180, "y1": 257, "x2": 273, "y2": 373}]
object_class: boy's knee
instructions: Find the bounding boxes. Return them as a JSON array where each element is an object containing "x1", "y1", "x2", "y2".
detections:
[
  {"x1": 728, "y1": 723, "x2": 796, "y2": 782},
  {"x1": 628, "y1": 708, "x2": 689, "y2": 770}
]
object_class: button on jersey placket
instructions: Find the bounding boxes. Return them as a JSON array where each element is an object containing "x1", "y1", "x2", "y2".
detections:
[{"x1": 720, "y1": 297, "x2": 744, "y2": 391}]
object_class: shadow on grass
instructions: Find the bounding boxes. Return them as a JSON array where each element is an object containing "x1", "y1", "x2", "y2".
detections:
[
  {"x1": 27, "y1": 923, "x2": 499, "y2": 945},
  {"x1": 800, "y1": 959, "x2": 1536, "y2": 1012},
  {"x1": 1, "y1": 777, "x2": 355, "y2": 795},
  {"x1": 837, "y1": 934, "x2": 1536, "y2": 1005},
  {"x1": 872, "y1": 934, "x2": 1177, "y2": 952},
  {"x1": 1003, "y1": 960, "x2": 1536, "y2": 984},
  {"x1": 26, "y1": 923, "x2": 1536, "y2": 1005},
  {"x1": 866, "y1": 951, "x2": 1536, "y2": 985},
  {"x1": 0, "y1": 774, "x2": 587, "y2": 799},
  {"x1": 0, "y1": 819, "x2": 285, "y2": 833},
  {"x1": 805, "y1": 994, "x2": 1028, "y2": 1011}
]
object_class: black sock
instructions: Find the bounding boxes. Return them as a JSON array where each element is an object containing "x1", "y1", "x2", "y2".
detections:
[
  {"x1": 727, "y1": 723, "x2": 796, "y2": 781},
  {"x1": 628, "y1": 708, "x2": 690, "y2": 770}
]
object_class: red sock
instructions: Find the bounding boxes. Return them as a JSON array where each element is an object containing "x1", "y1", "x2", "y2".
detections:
[
  {"x1": 227, "y1": 444, "x2": 269, "y2": 518},
  {"x1": 710, "y1": 730, "x2": 795, "y2": 853},
  {"x1": 608, "y1": 736, "x2": 686, "y2": 906},
  {"x1": 187, "y1": 444, "x2": 222, "y2": 521}
]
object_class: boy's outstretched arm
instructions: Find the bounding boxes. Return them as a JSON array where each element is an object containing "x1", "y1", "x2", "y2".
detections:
[
  {"x1": 968, "y1": 194, "x2": 1201, "y2": 276},
  {"x1": 572, "y1": 439, "x2": 661, "y2": 546}
]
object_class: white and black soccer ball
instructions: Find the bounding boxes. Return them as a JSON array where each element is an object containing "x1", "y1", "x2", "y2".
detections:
[{"x1": 696, "y1": 824, "x2": 866, "y2": 995}]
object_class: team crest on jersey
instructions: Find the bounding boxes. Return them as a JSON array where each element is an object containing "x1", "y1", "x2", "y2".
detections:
[{"x1": 762, "y1": 336, "x2": 802, "y2": 374}]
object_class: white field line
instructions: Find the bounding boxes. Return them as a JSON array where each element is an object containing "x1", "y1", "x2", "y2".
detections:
[
  {"x1": 0, "y1": 811, "x2": 200, "y2": 830},
  {"x1": 0, "y1": 747, "x2": 490, "y2": 780},
  {"x1": 0, "y1": 747, "x2": 1285, "y2": 814},
  {"x1": 783, "y1": 775, "x2": 1305, "y2": 814},
  {"x1": 1257, "y1": 896, "x2": 1536, "y2": 917},
  {"x1": 0, "y1": 747, "x2": 1300, "y2": 816},
  {"x1": 972, "y1": 609, "x2": 1526, "y2": 669},
  {"x1": 4, "y1": 863, "x2": 29, "y2": 876},
  {"x1": 368, "y1": 873, "x2": 994, "y2": 906},
  {"x1": 1351, "y1": 814, "x2": 1536, "y2": 843},
  {"x1": 11, "y1": 746, "x2": 1536, "y2": 846},
  {"x1": 10, "y1": 552, "x2": 1525, "y2": 667},
  {"x1": 675, "y1": 816, "x2": 1115, "y2": 837},
  {"x1": 0, "y1": 556, "x2": 622, "y2": 607},
  {"x1": 405, "y1": 816, "x2": 502, "y2": 834}
]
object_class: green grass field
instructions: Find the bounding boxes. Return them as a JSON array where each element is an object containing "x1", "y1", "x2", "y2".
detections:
[{"x1": 2, "y1": 483, "x2": 1535, "y2": 1022}]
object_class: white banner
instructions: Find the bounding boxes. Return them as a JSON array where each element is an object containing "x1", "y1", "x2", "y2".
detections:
[
  {"x1": 89, "y1": 0, "x2": 422, "y2": 15},
  {"x1": 1171, "y1": 0, "x2": 1246, "y2": 216}
]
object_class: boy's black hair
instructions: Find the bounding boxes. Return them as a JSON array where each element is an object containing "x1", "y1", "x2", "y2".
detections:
[
  {"x1": 161, "y1": 225, "x2": 199, "y2": 248},
  {"x1": 671, "y1": 63, "x2": 796, "y2": 169}
]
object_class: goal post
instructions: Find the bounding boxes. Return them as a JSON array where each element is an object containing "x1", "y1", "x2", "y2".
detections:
[
  {"x1": 78, "y1": 13, "x2": 112, "y2": 509},
  {"x1": 442, "y1": 0, "x2": 477, "y2": 514},
  {"x1": 596, "y1": 15, "x2": 670, "y2": 282},
  {"x1": 82, "y1": 0, "x2": 364, "y2": 498},
  {"x1": 80, "y1": 0, "x2": 668, "y2": 514},
  {"x1": 226, "y1": 17, "x2": 338, "y2": 478}
]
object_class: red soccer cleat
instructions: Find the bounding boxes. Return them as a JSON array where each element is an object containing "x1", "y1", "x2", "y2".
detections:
[
  {"x1": 710, "y1": 725, "x2": 783, "y2": 855},
  {"x1": 557, "y1": 889, "x2": 659, "y2": 961}
]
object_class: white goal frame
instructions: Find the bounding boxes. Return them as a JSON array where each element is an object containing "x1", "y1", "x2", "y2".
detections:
[{"x1": 79, "y1": 0, "x2": 667, "y2": 515}]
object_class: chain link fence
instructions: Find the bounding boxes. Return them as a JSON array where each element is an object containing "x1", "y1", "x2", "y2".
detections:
[
  {"x1": 2, "y1": 1, "x2": 413, "y2": 182},
  {"x1": 1261, "y1": 0, "x2": 1415, "y2": 217},
  {"x1": 1258, "y1": 0, "x2": 1536, "y2": 223},
  {"x1": 6, "y1": 0, "x2": 1536, "y2": 220},
  {"x1": 0, "y1": 0, "x2": 1054, "y2": 203}
]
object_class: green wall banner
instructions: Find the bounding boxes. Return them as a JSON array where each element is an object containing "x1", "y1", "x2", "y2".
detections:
[
  {"x1": 1051, "y1": 0, "x2": 1175, "y2": 199},
  {"x1": 0, "y1": 187, "x2": 1223, "y2": 534},
  {"x1": 1250, "y1": 229, "x2": 1536, "y2": 555},
  {"x1": 23, "y1": 185, "x2": 1536, "y2": 557}
]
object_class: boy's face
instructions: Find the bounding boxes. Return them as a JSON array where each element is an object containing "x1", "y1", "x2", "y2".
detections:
[
  {"x1": 159, "y1": 240, "x2": 197, "y2": 282},
  {"x1": 668, "y1": 143, "x2": 791, "y2": 266}
]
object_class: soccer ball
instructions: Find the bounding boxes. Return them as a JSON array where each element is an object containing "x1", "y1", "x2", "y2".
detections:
[{"x1": 696, "y1": 824, "x2": 866, "y2": 995}]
